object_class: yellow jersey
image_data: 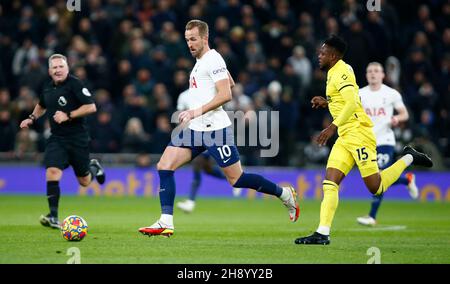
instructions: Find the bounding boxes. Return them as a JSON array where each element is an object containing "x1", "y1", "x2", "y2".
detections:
[{"x1": 326, "y1": 59, "x2": 373, "y2": 136}]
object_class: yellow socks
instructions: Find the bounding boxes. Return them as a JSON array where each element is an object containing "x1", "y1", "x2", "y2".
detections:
[
  {"x1": 318, "y1": 180, "x2": 339, "y2": 234},
  {"x1": 376, "y1": 158, "x2": 409, "y2": 195}
]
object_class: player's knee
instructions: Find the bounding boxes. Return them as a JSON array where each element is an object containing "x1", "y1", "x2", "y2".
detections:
[
  {"x1": 46, "y1": 168, "x2": 61, "y2": 180},
  {"x1": 227, "y1": 176, "x2": 239, "y2": 186},
  {"x1": 369, "y1": 185, "x2": 380, "y2": 195},
  {"x1": 157, "y1": 160, "x2": 172, "y2": 171},
  {"x1": 78, "y1": 176, "x2": 91, "y2": 187},
  {"x1": 228, "y1": 172, "x2": 243, "y2": 186},
  {"x1": 363, "y1": 173, "x2": 382, "y2": 195}
]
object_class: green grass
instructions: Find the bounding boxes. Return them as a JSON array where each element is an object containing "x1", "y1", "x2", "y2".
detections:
[{"x1": 0, "y1": 195, "x2": 449, "y2": 264}]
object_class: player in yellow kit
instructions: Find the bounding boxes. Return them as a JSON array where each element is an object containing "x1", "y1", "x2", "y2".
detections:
[{"x1": 295, "y1": 35, "x2": 433, "y2": 245}]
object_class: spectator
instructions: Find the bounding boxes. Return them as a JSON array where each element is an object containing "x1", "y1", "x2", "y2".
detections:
[
  {"x1": 385, "y1": 56, "x2": 401, "y2": 89},
  {"x1": 122, "y1": 117, "x2": 151, "y2": 153},
  {"x1": 0, "y1": 1, "x2": 447, "y2": 165},
  {"x1": 304, "y1": 132, "x2": 330, "y2": 165},
  {"x1": 90, "y1": 110, "x2": 122, "y2": 153},
  {"x1": 12, "y1": 38, "x2": 38, "y2": 77},
  {"x1": 287, "y1": 45, "x2": 312, "y2": 92},
  {"x1": 151, "y1": 114, "x2": 171, "y2": 154},
  {"x1": 0, "y1": 109, "x2": 16, "y2": 152},
  {"x1": 18, "y1": 58, "x2": 47, "y2": 94}
]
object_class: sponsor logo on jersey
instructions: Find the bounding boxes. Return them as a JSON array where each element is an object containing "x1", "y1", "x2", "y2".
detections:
[
  {"x1": 190, "y1": 76, "x2": 198, "y2": 88},
  {"x1": 365, "y1": 107, "x2": 386, "y2": 117},
  {"x1": 212, "y1": 67, "x2": 227, "y2": 75}
]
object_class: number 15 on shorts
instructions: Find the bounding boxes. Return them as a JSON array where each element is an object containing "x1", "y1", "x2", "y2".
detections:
[{"x1": 357, "y1": 147, "x2": 368, "y2": 161}]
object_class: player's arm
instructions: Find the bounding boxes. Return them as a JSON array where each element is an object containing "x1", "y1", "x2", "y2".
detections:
[
  {"x1": 391, "y1": 105, "x2": 408, "y2": 126},
  {"x1": 70, "y1": 104, "x2": 97, "y2": 118},
  {"x1": 391, "y1": 92, "x2": 409, "y2": 126},
  {"x1": 20, "y1": 103, "x2": 46, "y2": 128},
  {"x1": 332, "y1": 86, "x2": 358, "y2": 127},
  {"x1": 53, "y1": 80, "x2": 97, "y2": 124},
  {"x1": 311, "y1": 96, "x2": 328, "y2": 109},
  {"x1": 179, "y1": 79, "x2": 231, "y2": 123},
  {"x1": 53, "y1": 103, "x2": 97, "y2": 124},
  {"x1": 317, "y1": 84, "x2": 358, "y2": 146},
  {"x1": 227, "y1": 71, "x2": 235, "y2": 89}
]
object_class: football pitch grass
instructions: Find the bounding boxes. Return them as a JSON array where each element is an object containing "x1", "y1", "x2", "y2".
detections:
[{"x1": 0, "y1": 195, "x2": 449, "y2": 264}]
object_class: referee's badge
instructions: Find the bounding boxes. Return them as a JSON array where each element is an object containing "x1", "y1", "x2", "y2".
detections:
[
  {"x1": 58, "y1": 96, "x2": 67, "y2": 106},
  {"x1": 82, "y1": 88, "x2": 92, "y2": 97}
]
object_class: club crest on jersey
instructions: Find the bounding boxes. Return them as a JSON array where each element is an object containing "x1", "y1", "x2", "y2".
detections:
[{"x1": 58, "y1": 96, "x2": 67, "y2": 106}]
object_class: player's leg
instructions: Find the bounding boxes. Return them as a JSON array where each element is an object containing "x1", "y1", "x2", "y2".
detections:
[
  {"x1": 363, "y1": 145, "x2": 433, "y2": 196},
  {"x1": 221, "y1": 160, "x2": 299, "y2": 222},
  {"x1": 202, "y1": 153, "x2": 242, "y2": 197},
  {"x1": 357, "y1": 145, "x2": 392, "y2": 226},
  {"x1": 40, "y1": 137, "x2": 68, "y2": 229},
  {"x1": 203, "y1": 154, "x2": 226, "y2": 179},
  {"x1": 206, "y1": 126, "x2": 299, "y2": 222},
  {"x1": 139, "y1": 145, "x2": 194, "y2": 237},
  {"x1": 176, "y1": 154, "x2": 206, "y2": 213},
  {"x1": 40, "y1": 167, "x2": 64, "y2": 229},
  {"x1": 404, "y1": 172, "x2": 419, "y2": 199},
  {"x1": 71, "y1": 145, "x2": 106, "y2": 186},
  {"x1": 389, "y1": 166, "x2": 418, "y2": 199},
  {"x1": 295, "y1": 139, "x2": 354, "y2": 245}
]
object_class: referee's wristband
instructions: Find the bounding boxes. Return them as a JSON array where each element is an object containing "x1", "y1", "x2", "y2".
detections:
[{"x1": 67, "y1": 112, "x2": 73, "y2": 121}]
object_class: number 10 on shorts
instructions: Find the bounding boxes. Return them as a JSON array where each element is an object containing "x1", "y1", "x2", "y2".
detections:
[{"x1": 217, "y1": 145, "x2": 232, "y2": 161}]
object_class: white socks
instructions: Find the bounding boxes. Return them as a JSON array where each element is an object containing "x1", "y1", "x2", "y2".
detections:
[
  {"x1": 317, "y1": 225, "x2": 330, "y2": 236},
  {"x1": 401, "y1": 154, "x2": 413, "y2": 167},
  {"x1": 160, "y1": 214, "x2": 173, "y2": 227},
  {"x1": 280, "y1": 187, "x2": 291, "y2": 201}
]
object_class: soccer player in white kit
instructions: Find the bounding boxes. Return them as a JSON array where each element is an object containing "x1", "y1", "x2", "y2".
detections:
[
  {"x1": 357, "y1": 62, "x2": 419, "y2": 226},
  {"x1": 175, "y1": 89, "x2": 242, "y2": 213},
  {"x1": 138, "y1": 20, "x2": 299, "y2": 237}
]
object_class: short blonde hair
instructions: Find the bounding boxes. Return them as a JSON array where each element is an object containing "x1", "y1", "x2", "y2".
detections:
[
  {"x1": 48, "y1": 54, "x2": 68, "y2": 68},
  {"x1": 185, "y1": 19, "x2": 209, "y2": 37},
  {"x1": 367, "y1": 62, "x2": 384, "y2": 72}
]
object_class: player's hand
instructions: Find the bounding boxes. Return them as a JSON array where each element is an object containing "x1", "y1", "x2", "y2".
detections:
[
  {"x1": 391, "y1": 116, "x2": 399, "y2": 127},
  {"x1": 53, "y1": 111, "x2": 69, "y2": 124},
  {"x1": 311, "y1": 96, "x2": 328, "y2": 109},
  {"x1": 19, "y1": 118, "x2": 33, "y2": 129},
  {"x1": 178, "y1": 110, "x2": 195, "y2": 123},
  {"x1": 316, "y1": 123, "x2": 337, "y2": 146}
]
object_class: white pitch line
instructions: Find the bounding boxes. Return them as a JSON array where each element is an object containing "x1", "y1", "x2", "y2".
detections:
[{"x1": 345, "y1": 225, "x2": 407, "y2": 232}]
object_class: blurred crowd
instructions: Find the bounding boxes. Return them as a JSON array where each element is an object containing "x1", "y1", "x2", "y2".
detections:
[{"x1": 0, "y1": 0, "x2": 448, "y2": 168}]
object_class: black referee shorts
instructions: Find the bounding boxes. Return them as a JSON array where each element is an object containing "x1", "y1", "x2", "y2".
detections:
[{"x1": 44, "y1": 136, "x2": 90, "y2": 177}]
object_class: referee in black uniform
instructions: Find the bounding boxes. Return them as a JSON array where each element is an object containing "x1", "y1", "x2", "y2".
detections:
[{"x1": 20, "y1": 54, "x2": 106, "y2": 228}]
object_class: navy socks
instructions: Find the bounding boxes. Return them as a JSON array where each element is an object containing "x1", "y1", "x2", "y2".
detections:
[
  {"x1": 158, "y1": 170, "x2": 176, "y2": 215},
  {"x1": 233, "y1": 172, "x2": 282, "y2": 197}
]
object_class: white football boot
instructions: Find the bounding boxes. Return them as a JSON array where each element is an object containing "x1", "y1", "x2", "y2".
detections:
[
  {"x1": 176, "y1": 199, "x2": 195, "y2": 213},
  {"x1": 406, "y1": 172, "x2": 419, "y2": 200},
  {"x1": 356, "y1": 216, "x2": 377, "y2": 226},
  {"x1": 280, "y1": 186, "x2": 300, "y2": 222}
]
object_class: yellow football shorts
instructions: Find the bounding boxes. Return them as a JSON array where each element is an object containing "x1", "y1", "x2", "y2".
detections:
[{"x1": 326, "y1": 127, "x2": 379, "y2": 177}]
